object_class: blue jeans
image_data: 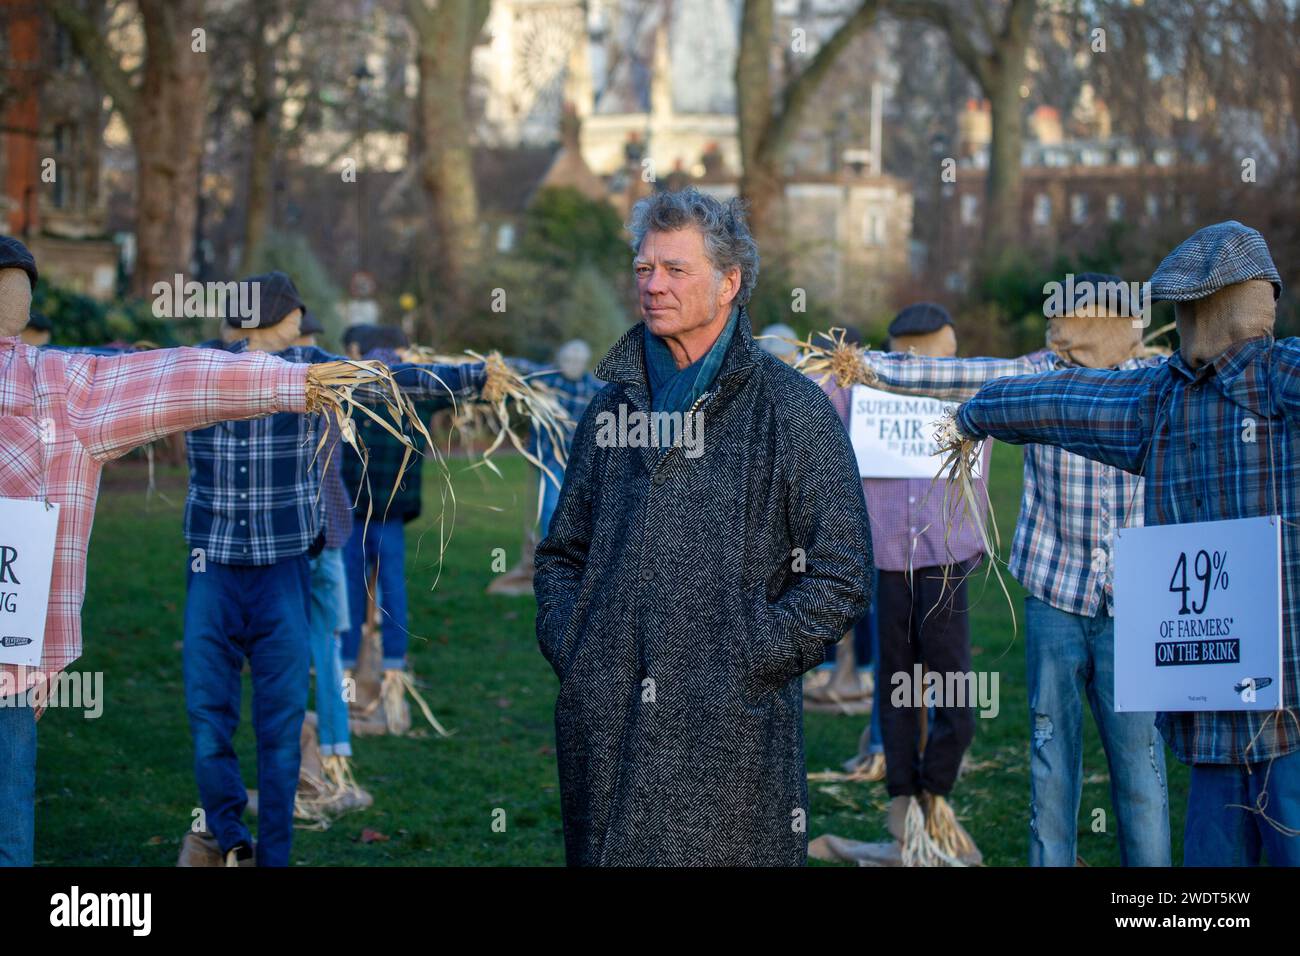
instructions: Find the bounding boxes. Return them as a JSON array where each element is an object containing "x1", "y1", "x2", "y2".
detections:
[
  {"x1": 1024, "y1": 595, "x2": 1171, "y2": 866},
  {"x1": 539, "y1": 465, "x2": 563, "y2": 539},
  {"x1": 1185, "y1": 750, "x2": 1300, "y2": 865},
  {"x1": 0, "y1": 700, "x2": 36, "y2": 866},
  {"x1": 183, "y1": 556, "x2": 311, "y2": 867},
  {"x1": 342, "y1": 519, "x2": 408, "y2": 670},
  {"x1": 309, "y1": 548, "x2": 351, "y2": 757}
]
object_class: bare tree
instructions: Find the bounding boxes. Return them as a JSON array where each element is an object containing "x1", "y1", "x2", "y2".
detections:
[
  {"x1": 404, "y1": 0, "x2": 491, "y2": 340},
  {"x1": 736, "y1": 0, "x2": 885, "y2": 247},
  {"x1": 50, "y1": 0, "x2": 211, "y2": 296},
  {"x1": 889, "y1": 0, "x2": 1039, "y2": 267}
]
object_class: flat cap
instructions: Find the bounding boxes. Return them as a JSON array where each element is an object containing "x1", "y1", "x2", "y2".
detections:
[
  {"x1": 298, "y1": 308, "x2": 324, "y2": 335},
  {"x1": 228, "y1": 270, "x2": 310, "y2": 329},
  {"x1": 1149, "y1": 221, "x2": 1281, "y2": 302},
  {"x1": 0, "y1": 236, "x2": 38, "y2": 289},
  {"x1": 888, "y1": 303, "x2": 952, "y2": 338}
]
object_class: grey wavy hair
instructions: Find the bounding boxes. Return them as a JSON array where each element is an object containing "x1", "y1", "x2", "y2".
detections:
[{"x1": 626, "y1": 187, "x2": 760, "y2": 307}]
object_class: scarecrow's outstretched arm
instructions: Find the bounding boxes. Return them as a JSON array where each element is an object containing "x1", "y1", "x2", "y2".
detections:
[
  {"x1": 302, "y1": 346, "x2": 486, "y2": 412},
  {"x1": 64, "y1": 347, "x2": 305, "y2": 462},
  {"x1": 955, "y1": 364, "x2": 1162, "y2": 476},
  {"x1": 863, "y1": 349, "x2": 1046, "y2": 400}
]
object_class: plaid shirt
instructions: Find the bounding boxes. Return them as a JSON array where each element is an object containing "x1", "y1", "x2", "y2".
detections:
[
  {"x1": 507, "y1": 359, "x2": 604, "y2": 465},
  {"x1": 820, "y1": 378, "x2": 989, "y2": 571},
  {"x1": 320, "y1": 415, "x2": 353, "y2": 549},
  {"x1": 185, "y1": 342, "x2": 484, "y2": 565},
  {"x1": 957, "y1": 336, "x2": 1300, "y2": 765},
  {"x1": 864, "y1": 349, "x2": 1163, "y2": 614},
  {"x1": 0, "y1": 338, "x2": 305, "y2": 692}
]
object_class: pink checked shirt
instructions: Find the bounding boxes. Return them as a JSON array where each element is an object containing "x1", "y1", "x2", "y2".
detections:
[{"x1": 0, "y1": 338, "x2": 307, "y2": 694}]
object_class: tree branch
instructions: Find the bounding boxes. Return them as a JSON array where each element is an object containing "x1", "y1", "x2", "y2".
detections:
[
  {"x1": 761, "y1": 0, "x2": 884, "y2": 164},
  {"x1": 47, "y1": 0, "x2": 138, "y2": 123},
  {"x1": 887, "y1": 0, "x2": 993, "y2": 89}
]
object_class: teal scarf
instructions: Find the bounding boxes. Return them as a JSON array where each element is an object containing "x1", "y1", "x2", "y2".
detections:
[{"x1": 643, "y1": 306, "x2": 738, "y2": 414}]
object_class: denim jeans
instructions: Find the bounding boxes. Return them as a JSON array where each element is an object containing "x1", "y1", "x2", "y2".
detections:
[
  {"x1": 539, "y1": 465, "x2": 562, "y2": 539},
  {"x1": 1185, "y1": 749, "x2": 1300, "y2": 865},
  {"x1": 308, "y1": 547, "x2": 352, "y2": 757},
  {"x1": 342, "y1": 519, "x2": 408, "y2": 670},
  {"x1": 183, "y1": 555, "x2": 311, "y2": 867},
  {"x1": 0, "y1": 700, "x2": 36, "y2": 866},
  {"x1": 1024, "y1": 595, "x2": 1171, "y2": 866}
]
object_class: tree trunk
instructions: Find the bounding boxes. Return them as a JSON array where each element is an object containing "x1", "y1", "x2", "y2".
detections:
[
  {"x1": 981, "y1": 70, "x2": 1025, "y2": 263},
  {"x1": 243, "y1": 4, "x2": 274, "y2": 266},
  {"x1": 736, "y1": 0, "x2": 779, "y2": 245},
  {"x1": 408, "y1": 0, "x2": 489, "y2": 342},
  {"x1": 131, "y1": 0, "x2": 209, "y2": 296},
  {"x1": 51, "y1": 0, "x2": 210, "y2": 298},
  {"x1": 736, "y1": 0, "x2": 882, "y2": 252}
]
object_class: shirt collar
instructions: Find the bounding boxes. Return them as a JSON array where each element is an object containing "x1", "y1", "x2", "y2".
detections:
[{"x1": 1167, "y1": 334, "x2": 1273, "y2": 388}]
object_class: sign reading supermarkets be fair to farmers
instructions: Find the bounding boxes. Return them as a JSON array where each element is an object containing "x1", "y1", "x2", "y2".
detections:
[
  {"x1": 1113, "y1": 516, "x2": 1282, "y2": 713},
  {"x1": 848, "y1": 384, "x2": 970, "y2": 479}
]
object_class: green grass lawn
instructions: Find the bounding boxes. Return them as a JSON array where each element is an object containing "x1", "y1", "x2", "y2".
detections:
[{"x1": 35, "y1": 443, "x2": 1188, "y2": 866}]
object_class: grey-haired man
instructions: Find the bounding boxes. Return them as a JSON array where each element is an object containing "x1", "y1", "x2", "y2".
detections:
[{"x1": 534, "y1": 187, "x2": 872, "y2": 866}]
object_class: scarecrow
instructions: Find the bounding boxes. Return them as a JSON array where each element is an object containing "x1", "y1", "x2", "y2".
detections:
[
  {"x1": 946, "y1": 222, "x2": 1300, "y2": 865},
  {"x1": 488, "y1": 340, "x2": 604, "y2": 597},
  {"x1": 849, "y1": 305, "x2": 987, "y2": 863},
  {"x1": 181, "y1": 271, "x2": 560, "y2": 865},
  {"x1": 0, "y1": 237, "x2": 396, "y2": 867},
  {"x1": 835, "y1": 276, "x2": 1172, "y2": 866}
]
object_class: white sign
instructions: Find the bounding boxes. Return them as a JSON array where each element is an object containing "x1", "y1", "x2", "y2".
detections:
[
  {"x1": 0, "y1": 497, "x2": 59, "y2": 667},
  {"x1": 848, "y1": 384, "x2": 978, "y2": 479},
  {"x1": 1113, "y1": 516, "x2": 1282, "y2": 713}
]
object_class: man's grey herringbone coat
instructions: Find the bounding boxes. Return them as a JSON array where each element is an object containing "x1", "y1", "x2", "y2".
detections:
[{"x1": 534, "y1": 312, "x2": 873, "y2": 866}]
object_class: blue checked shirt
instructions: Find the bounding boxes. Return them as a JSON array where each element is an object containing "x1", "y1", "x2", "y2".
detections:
[
  {"x1": 185, "y1": 341, "x2": 485, "y2": 565},
  {"x1": 507, "y1": 359, "x2": 605, "y2": 467},
  {"x1": 956, "y1": 335, "x2": 1300, "y2": 765},
  {"x1": 863, "y1": 348, "x2": 1163, "y2": 617}
]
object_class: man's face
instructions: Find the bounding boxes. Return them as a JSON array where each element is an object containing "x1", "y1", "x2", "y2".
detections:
[{"x1": 634, "y1": 227, "x2": 737, "y2": 339}]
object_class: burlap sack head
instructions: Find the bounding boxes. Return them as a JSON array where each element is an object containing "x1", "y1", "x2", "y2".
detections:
[
  {"x1": 890, "y1": 324, "x2": 957, "y2": 358},
  {"x1": 0, "y1": 268, "x2": 32, "y2": 337},
  {"x1": 221, "y1": 307, "x2": 304, "y2": 352},
  {"x1": 1175, "y1": 279, "x2": 1276, "y2": 368},
  {"x1": 1046, "y1": 306, "x2": 1144, "y2": 369}
]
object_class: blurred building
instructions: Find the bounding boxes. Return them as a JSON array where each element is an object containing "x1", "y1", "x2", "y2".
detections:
[
  {"x1": 924, "y1": 97, "x2": 1203, "y2": 291},
  {"x1": 0, "y1": 0, "x2": 118, "y2": 298}
]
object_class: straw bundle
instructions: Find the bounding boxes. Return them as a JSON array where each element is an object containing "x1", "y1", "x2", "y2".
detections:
[
  {"x1": 788, "y1": 327, "x2": 876, "y2": 388},
  {"x1": 402, "y1": 346, "x2": 573, "y2": 495},
  {"x1": 932, "y1": 409, "x2": 1018, "y2": 635}
]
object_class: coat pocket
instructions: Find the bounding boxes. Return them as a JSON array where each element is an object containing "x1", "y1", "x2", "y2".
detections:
[{"x1": 734, "y1": 582, "x2": 785, "y2": 703}]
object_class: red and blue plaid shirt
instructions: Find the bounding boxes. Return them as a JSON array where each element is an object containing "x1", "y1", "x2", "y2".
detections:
[
  {"x1": 0, "y1": 338, "x2": 306, "y2": 693},
  {"x1": 957, "y1": 335, "x2": 1300, "y2": 765}
]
